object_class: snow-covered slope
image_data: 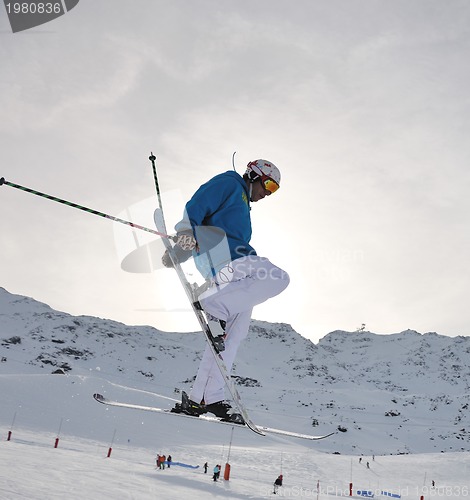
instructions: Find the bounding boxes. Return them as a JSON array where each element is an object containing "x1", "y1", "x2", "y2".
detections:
[{"x1": 1, "y1": 286, "x2": 469, "y2": 455}]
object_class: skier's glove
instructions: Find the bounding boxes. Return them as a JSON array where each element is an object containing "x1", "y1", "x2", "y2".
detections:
[
  {"x1": 175, "y1": 232, "x2": 197, "y2": 251},
  {"x1": 162, "y1": 250, "x2": 174, "y2": 268},
  {"x1": 161, "y1": 246, "x2": 193, "y2": 268}
]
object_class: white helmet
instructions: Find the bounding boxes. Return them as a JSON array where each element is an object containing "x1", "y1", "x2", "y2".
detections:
[{"x1": 245, "y1": 159, "x2": 281, "y2": 194}]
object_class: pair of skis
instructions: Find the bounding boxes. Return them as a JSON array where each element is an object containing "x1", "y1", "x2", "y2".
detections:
[{"x1": 93, "y1": 393, "x2": 335, "y2": 441}]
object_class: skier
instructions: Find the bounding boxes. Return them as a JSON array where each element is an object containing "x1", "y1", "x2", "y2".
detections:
[
  {"x1": 165, "y1": 160, "x2": 289, "y2": 422},
  {"x1": 273, "y1": 474, "x2": 283, "y2": 494},
  {"x1": 203, "y1": 462, "x2": 208, "y2": 473},
  {"x1": 213, "y1": 464, "x2": 221, "y2": 481}
]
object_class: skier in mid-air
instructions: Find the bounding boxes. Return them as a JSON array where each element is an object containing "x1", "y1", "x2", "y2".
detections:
[{"x1": 162, "y1": 159, "x2": 289, "y2": 422}]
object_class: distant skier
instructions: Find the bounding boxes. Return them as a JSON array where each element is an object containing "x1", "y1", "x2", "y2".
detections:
[
  {"x1": 165, "y1": 160, "x2": 289, "y2": 421},
  {"x1": 167, "y1": 454, "x2": 172, "y2": 468},
  {"x1": 213, "y1": 464, "x2": 221, "y2": 481},
  {"x1": 203, "y1": 462, "x2": 208, "y2": 474},
  {"x1": 273, "y1": 474, "x2": 283, "y2": 494}
]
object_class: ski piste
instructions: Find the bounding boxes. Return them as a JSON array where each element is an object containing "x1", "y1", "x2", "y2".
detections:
[{"x1": 93, "y1": 393, "x2": 335, "y2": 441}]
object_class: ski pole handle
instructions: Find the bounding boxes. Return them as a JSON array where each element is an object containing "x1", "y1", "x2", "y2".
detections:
[{"x1": 0, "y1": 176, "x2": 176, "y2": 241}]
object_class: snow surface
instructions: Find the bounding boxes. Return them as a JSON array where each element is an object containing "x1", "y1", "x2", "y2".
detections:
[{"x1": 1, "y1": 287, "x2": 470, "y2": 499}]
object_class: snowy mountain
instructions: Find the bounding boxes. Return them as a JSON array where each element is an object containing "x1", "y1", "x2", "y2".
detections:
[{"x1": 1, "y1": 286, "x2": 469, "y2": 456}]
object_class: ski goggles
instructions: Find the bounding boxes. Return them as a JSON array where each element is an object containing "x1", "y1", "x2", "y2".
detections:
[{"x1": 261, "y1": 175, "x2": 280, "y2": 195}]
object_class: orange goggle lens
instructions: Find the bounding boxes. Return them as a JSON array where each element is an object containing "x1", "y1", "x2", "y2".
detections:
[{"x1": 263, "y1": 177, "x2": 280, "y2": 195}]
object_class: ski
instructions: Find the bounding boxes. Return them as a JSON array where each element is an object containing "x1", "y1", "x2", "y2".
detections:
[{"x1": 93, "y1": 393, "x2": 335, "y2": 441}]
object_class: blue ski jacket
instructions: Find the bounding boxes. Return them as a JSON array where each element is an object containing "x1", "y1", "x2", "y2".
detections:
[{"x1": 175, "y1": 171, "x2": 256, "y2": 277}]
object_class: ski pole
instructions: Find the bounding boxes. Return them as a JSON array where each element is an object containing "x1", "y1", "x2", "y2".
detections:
[
  {"x1": 149, "y1": 152, "x2": 164, "y2": 211},
  {"x1": 148, "y1": 153, "x2": 169, "y2": 232},
  {"x1": 0, "y1": 176, "x2": 175, "y2": 240}
]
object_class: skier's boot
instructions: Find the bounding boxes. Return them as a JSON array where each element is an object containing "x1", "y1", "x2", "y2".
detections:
[
  {"x1": 205, "y1": 312, "x2": 226, "y2": 353},
  {"x1": 171, "y1": 391, "x2": 207, "y2": 417},
  {"x1": 193, "y1": 300, "x2": 226, "y2": 353},
  {"x1": 211, "y1": 333, "x2": 226, "y2": 353},
  {"x1": 193, "y1": 300, "x2": 227, "y2": 353},
  {"x1": 205, "y1": 400, "x2": 245, "y2": 425}
]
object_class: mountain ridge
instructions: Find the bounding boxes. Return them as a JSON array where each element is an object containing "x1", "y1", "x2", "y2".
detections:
[{"x1": 1, "y1": 286, "x2": 469, "y2": 455}]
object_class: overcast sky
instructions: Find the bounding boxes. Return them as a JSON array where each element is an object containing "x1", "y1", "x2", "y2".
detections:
[{"x1": 1, "y1": 0, "x2": 470, "y2": 342}]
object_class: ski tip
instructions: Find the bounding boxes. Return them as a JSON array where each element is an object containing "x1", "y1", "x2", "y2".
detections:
[
  {"x1": 93, "y1": 393, "x2": 105, "y2": 402},
  {"x1": 0, "y1": 177, "x2": 5, "y2": 186}
]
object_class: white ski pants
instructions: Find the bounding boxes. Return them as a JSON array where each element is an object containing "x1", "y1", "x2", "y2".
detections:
[{"x1": 190, "y1": 255, "x2": 290, "y2": 405}]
